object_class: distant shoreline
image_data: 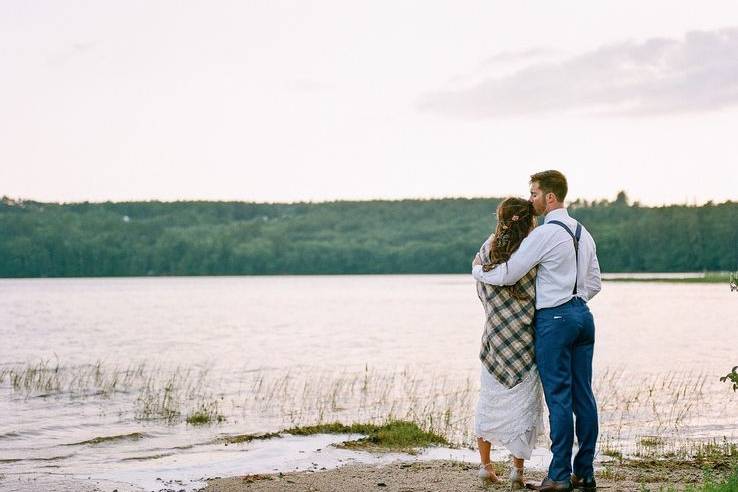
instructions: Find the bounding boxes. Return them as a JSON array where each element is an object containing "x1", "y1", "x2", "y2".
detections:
[
  {"x1": 0, "y1": 272, "x2": 732, "y2": 283},
  {"x1": 601, "y1": 272, "x2": 733, "y2": 283},
  {"x1": 2, "y1": 198, "x2": 735, "y2": 277}
]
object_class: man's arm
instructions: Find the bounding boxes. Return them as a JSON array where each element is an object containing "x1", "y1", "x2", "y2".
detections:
[
  {"x1": 581, "y1": 236, "x2": 602, "y2": 300},
  {"x1": 471, "y1": 227, "x2": 552, "y2": 286}
]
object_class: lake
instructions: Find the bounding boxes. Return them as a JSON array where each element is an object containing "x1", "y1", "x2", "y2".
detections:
[{"x1": 1, "y1": 276, "x2": 736, "y2": 490}]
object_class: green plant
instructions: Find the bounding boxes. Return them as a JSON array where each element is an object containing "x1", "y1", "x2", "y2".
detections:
[
  {"x1": 186, "y1": 404, "x2": 225, "y2": 425},
  {"x1": 719, "y1": 367, "x2": 738, "y2": 391},
  {"x1": 283, "y1": 420, "x2": 448, "y2": 452}
]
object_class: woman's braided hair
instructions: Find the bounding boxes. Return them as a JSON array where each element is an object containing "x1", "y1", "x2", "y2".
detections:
[{"x1": 484, "y1": 197, "x2": 537, "y2": 300}]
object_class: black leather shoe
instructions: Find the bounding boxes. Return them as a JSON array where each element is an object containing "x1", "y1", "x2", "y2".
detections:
[
  {"x1": 525, "y1": 477, "x2": 573, "y2": 491},
  {"x1": 571, "y1": 474, "x2": 596, "y2": 491}
]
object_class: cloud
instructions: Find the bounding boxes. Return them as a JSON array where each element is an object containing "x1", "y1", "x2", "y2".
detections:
[
  {"x1": 479, "y1": 47, "x2": 559, "y2": 66},
  {"x1": 417, "y1": 27, "x2": 738, "y2": 118},
  {"x1": 447, "y1": 47, "x2": 561, "y2": 85}
]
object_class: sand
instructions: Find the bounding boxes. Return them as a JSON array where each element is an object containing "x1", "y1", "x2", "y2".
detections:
[{"x1": 203, "y1": 459, "x2": 703, "y2": 492}]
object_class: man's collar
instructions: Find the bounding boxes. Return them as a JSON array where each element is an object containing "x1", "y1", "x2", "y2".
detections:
[{"x1": 543, "y1": 207, "x2": 569, "y2": 224}]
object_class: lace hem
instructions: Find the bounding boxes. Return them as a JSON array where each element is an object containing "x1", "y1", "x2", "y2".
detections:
[{"x1": 475, "y1": 366, "x2": 544, "y2": 445}]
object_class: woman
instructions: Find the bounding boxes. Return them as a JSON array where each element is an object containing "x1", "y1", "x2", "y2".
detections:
[{"x1": 472, "y1": 197, "x2": 544, "y2": 488}]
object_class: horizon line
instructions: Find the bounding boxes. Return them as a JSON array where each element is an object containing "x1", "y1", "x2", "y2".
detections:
[{"x1": 2, "y1": 193, "x2": 734, "y2": 208}]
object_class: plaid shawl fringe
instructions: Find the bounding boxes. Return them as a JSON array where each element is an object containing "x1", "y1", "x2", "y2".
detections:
[{"x1": 476, "y1": 239, "x2": 537, "y2": 389}]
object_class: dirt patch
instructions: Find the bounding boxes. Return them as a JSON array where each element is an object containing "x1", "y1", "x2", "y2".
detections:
[{"x1": 204, "y1": 457, "x2": 737, "y2": 492}]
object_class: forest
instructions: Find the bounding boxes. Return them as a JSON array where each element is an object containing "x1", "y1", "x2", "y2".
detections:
[{"x1": 1, "y1": 193, "x2": 736, "y2": 277}]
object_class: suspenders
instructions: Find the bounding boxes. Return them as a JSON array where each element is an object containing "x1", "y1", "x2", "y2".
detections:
[{"x1": 548, "y1": 220, "x2": 582, "y2": 295}]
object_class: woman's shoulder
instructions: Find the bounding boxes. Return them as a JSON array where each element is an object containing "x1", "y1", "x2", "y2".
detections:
[{"x1": 479, "y1": 234, "x2": 494, "y2": 253}]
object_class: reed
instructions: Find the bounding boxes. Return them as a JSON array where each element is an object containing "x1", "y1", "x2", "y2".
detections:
[{"x1": 1, "y1": 359, "x2": 735, "y2": 458}]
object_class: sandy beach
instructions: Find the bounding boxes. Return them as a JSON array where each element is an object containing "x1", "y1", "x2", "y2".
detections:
[{"x1": 203, "y1": 459, "x2": 712, "y2": 492}]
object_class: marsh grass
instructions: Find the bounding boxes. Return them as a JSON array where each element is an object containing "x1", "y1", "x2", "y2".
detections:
[
  {"x1": 682, "y1": 468, "x2": 738, "y2": 492},
  {"x1": 66, "y1": 432, "x2": 146, "y2": 446},
  {"x1": 220, "y1": 432, "x2": 281, "y2": 444},
  {"x1": 243, "y1": 366, "x2": 478, "y2": 445},
  {"x1": 597, "y1": 440, "x2": 738, "y2": 490},
  {"x1": 604, "y1": 272, "x2": 731, "y2": 283},
  {"x1": 692, "y1": 439, "x2": 738, "y2": 465},
  {"x1": 217, "y1": 420, "x2": 447, "y2": 453},
  {"x1": 186, "y1": 404, "x2": 225, "y2": 425},
  {"x1": 0, "y1": 359, "x2": 149, "y2": 399},
  {"x1": 641, "y1": 436, "x2": 667, "y2": 448},
  {"x1": 602, "y1": 447, "x2": 624, "y2": 460},
  {"x1": 120, "y1": 452, "x2": 174, "y2": 462},
  {"x1": 186, "y1": 411, "x2": 212, "y2": 425},
  {"x1": 0, "y1": 359, "x2": 223, "y2": 425},
  {"x1": 1, "y1": 359, "x2": 735, "y2": 458},
  {"x1": 283, "y1": 420, "x2": 448, "y2": 453},
  {"x1": 593, "y1": 368, "x2": 725, "y2": 459}
]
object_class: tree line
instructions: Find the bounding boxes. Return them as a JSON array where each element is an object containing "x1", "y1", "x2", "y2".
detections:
[{"x1": 1, "y1": 194, "x2": 736, "y2": 277}]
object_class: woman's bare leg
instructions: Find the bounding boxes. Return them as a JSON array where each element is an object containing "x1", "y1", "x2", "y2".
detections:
[
  {"x1": 477, "y1": 437, "x2": 491, "y2": 464},
  {"x1": 477, "y1": 437, "x2": 499, "y2": 481}
]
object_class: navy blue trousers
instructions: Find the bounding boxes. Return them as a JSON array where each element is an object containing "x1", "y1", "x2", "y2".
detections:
[{"x1": 534, "y1": 297, "x2": 598, "y2": 482}]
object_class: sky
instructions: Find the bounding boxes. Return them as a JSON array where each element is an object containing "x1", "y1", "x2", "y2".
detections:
[{"x1": 2, "y1": 1, "x2": 738, "y2": 206}]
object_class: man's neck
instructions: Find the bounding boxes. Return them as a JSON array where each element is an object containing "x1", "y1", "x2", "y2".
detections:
[{"x1": 545, "y1": 203, "x2": 565, "y2": 214}]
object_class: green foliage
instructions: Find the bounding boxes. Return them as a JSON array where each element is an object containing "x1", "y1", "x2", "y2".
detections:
[
  {"x1": 185, "y1": 407, "x2": 225, "y2": 425},
  {"x1": 1, "y1": 195, "x2": 736, "y2": 276},
  {"x1": 720, "y1": 367, "x2": 738, "y2": 391},
  {"x1": 682, "y1": 468, "x2": 738, "y2": 492},
  {"x1": 283, "y1": 420, "x2": 448, "y2": 451}
]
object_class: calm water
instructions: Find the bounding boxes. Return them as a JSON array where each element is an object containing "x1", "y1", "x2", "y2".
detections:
[{"x1": 1, "y1": 276, "x2": 736, "y2": 490}]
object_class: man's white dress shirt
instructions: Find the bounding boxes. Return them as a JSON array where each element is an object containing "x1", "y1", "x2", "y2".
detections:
[{"x1": 472, "y1": 208, "x2": 602, "y2": 310}]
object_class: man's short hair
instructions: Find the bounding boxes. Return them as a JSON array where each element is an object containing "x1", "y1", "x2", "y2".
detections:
[{"x1": 530, "y1": 170, "x2": 568, "y2": 202}]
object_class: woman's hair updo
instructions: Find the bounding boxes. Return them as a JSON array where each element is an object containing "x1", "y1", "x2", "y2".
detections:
[{"x1": 488, "y1": 197, "x2": 537, "y2": 267}]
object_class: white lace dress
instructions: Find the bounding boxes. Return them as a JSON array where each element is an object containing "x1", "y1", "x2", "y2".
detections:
[{"x1": 474, "y1": 365, "x2": 544, "y2": 460}]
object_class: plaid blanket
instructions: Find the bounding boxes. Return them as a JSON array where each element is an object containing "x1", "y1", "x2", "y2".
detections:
[{"x1": 476, "y1": 238, "x2": 537, "y2": 389}]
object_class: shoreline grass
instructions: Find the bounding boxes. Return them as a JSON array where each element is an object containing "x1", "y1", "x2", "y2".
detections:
[
  {"x1": 597, "y1": 440, "x2": 738, "y2": 491},
  {"x1": 186, "y1": 407, "x2": 225, "y2": 425},
  {"x1": 686, "y1": 468, "x2": 738, "y2": 492},
  {"x1": 602, "y1": 272, "x2": 732, "y2": 283},
  {"x1": 283, "y1": 420, "x2": 449, "y2": 453},
  {"x1": 215, "y1": 420, "x2": 448, "y2": 453},
  {"x1": 66, "y1": 432, "x2": 146, "y2": 446},
  {"x1": 220, "y1": 431, "x2": 281, "y2": 445},
  {"x1": 2, "y1": 360, "x2": 736, "y2": 460}
]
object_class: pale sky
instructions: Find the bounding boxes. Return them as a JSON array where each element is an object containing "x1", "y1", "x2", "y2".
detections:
[{"x1": 2, "y1": 1, "x2": 737, "y2": 205}]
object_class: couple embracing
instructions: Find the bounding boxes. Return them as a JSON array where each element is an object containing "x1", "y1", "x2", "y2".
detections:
[{"x1": 472, "y1": 170, "x2": 602, "y2": 491}]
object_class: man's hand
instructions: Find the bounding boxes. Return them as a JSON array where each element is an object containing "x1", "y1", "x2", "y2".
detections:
[{"x1": 472, "y1": 252, "x2": 482, "y2": 267}]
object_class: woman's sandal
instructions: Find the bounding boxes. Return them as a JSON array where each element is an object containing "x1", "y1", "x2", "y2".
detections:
[
  {"x1": 509, "y1": 467, "x2": 525, "y2": 490},
  {"x1": 479, "y1": 462, "x2": 500, "y2": 483}
]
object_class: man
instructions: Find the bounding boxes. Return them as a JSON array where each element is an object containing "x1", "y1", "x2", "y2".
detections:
[{"x1": 472, "y1": 170, "x2": 601, "y2": 492}]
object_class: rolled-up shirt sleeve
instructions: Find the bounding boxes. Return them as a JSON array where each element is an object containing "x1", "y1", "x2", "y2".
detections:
[{"x1": 471, "y1": 228, "x2": 549, "y2": 286}]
